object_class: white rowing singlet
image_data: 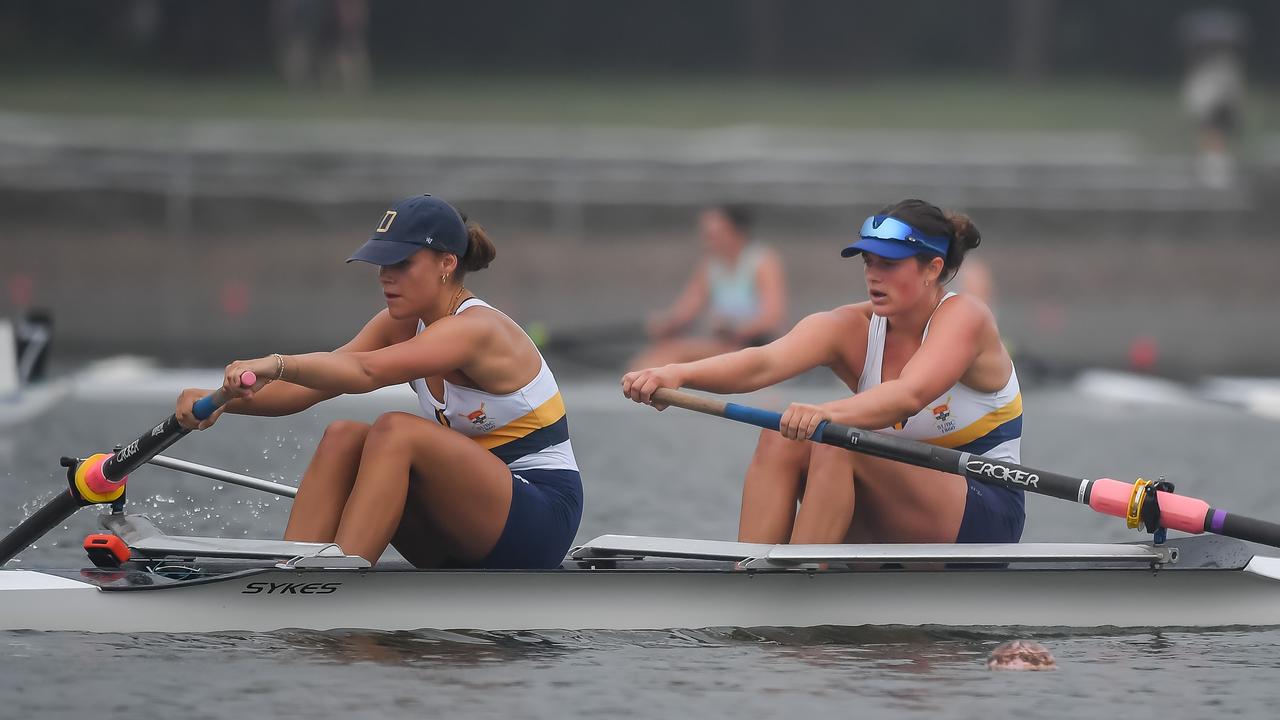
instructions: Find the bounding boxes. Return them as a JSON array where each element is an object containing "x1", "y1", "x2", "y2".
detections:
[
  {"x1": 856, "y1": 292, "x2": 1022, "y2": 463},
  {"x1": 410, "y1": 298, "x2": 578, "y2": 473}
]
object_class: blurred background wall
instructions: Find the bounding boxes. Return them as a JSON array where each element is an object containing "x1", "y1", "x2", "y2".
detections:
[{"x1": 1, "y1": 0, "x2": 1277, "y2": 376}]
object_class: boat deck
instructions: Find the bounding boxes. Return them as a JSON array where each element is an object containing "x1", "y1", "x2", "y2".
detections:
[{"x1": 27, "y1": 523, "x2": 1257, "y2": 595}]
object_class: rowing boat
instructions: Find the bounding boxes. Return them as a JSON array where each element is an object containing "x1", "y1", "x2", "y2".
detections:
[
  {"x1": 5, "y1": 384, "x2": 1280, "y2": 633},
  {"x1": 3, "y1": 515, "x2": 1279, "y2": 633}
]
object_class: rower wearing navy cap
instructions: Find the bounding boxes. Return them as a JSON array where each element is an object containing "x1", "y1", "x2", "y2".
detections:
[
  {"x1": 624, "y1": 199, "x2": 1023, "y2": 546},
  {"x1": 175, "y1": 194, "x2": 583, "y2": 568}
]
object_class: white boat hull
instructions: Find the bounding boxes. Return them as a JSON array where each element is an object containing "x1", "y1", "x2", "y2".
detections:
[{"x1": 4, "y1": 561, "x2": 1280, "y2": 633}]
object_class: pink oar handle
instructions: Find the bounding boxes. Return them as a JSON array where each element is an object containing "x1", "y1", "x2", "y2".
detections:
[{"x1": 1087, "y1": 478, "x2": 1210, "y2": 535}]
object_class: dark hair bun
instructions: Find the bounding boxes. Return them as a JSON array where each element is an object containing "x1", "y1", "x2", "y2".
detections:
[
  {"x1": 875, "y1": 199, "x2": 981, "y2": 285},
  {"x1": 461, "y1": 222, "x2": 496, "y2": 273},
  {"x1": 945, "y1": 211, "x2": 981, "y2": 252},
  {"x1": 715, "y1": 204, "x2": 753, "y2": 234}
]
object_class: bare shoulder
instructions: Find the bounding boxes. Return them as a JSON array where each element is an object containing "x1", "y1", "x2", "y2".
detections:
[
  {"x1": 783, "y1": 303, "x2": 869, "y2": 344},
  {"x1": 451, "y1": 302, "x2": 524, "y2": 347},
  {"x1": 828, "y1": 302, "x2": 873, "y2": 329},
  {"x1": 447, "y1": 302, "x2": 504, "y2": 331},
  {"x1": 934, "y1": 293, "x2": 995, "y2": 328},
  {"x1": 756, "y1": 245, "x2": 784, "y2": 265}
]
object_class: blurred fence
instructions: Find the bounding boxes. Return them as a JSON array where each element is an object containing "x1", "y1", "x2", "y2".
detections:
[
  {"x1": 3, "y1": 109, "x2": 1279, "y2": 375},
  {"x1": 0, "y1": 112, "x2": 1264, "y2": 239}
]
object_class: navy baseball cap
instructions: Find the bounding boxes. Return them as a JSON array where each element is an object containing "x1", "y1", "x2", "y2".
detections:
[
  {"x1": 841, "y1": 215, "x2": 950, "y2": 260},
  {"x1": 347, "y1": 195, "x2": 468, "y2": 266}
]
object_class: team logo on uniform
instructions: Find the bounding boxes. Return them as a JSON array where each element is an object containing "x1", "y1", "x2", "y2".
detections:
[
  {"x1": 932, "y1": 401, "x2": 951, "y2": 423},
  {"x1": 376, "y1": 210, "x2": 397, "y2": 233},
  {"x1": 466, "y1": 402, "x2": 496, "y2": 432},
  {"x1": 932, "y1": 397, "x2": 956, "y2": 433}
]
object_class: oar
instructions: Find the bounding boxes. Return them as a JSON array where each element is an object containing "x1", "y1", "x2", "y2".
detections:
[
  {"x1": 0, "y1": 372, "x2": 255, "y2": 565},
  {"x1": 650, "y1": 388, "x2": 1280, "y2": 550},
  {"x1": 147, "y1": 454, "x2": 296, "y2": 499}
]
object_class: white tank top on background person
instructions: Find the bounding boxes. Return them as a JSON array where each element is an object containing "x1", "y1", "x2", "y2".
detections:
[{"x1": 707, "y1": 244, "x2": 767, "y2": 326}]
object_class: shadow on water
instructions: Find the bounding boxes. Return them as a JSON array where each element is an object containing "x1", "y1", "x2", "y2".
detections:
[
  {"x1": 25, "y1": 624, "x2": 1138, "y2": 667},
  {"x1": 7, "y1": 625, "x2": 1280, "y2": 718}
]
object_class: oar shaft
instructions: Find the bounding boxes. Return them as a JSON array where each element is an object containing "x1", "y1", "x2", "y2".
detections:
[
  {"x1": 0, "y1": 372, "x2": 256, "y2": 565},
  {"x1": 653, "y1": 388, "x2": 1280, "y2": 550},
  {"x1": 101, "y1": 416, "x2": 188, "y2": 483},
  {"x1": 0, "y1": 491, "x2": 78, "y2": 565},
  {"x1": 100, "y1": 373, "x2": 252, "y2": 483},
  {"x1": 147, "y1": 455, "x2": 297, "y2": 499},
  {"x1": 1210, "y1": 511, "x2": 1280, "y2": 549}
]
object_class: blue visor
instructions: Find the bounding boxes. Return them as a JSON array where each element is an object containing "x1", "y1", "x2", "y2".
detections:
[{"x1": 840, "y1": 215, "x2": 950, "y2": 259}]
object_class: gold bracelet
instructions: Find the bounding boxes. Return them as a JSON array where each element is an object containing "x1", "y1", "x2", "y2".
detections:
[{"x1": 273, "y1": 353, "x2": 286, "y2": 382}]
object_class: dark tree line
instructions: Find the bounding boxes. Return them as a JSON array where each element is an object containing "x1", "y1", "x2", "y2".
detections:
[{"x1": 1, "y1": 0, "x2": 1276, "y2": 81}]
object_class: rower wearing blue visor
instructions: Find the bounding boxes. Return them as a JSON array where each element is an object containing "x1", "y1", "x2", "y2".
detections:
[
  {"x1": 842, "y1": 215, "x2": 951, "y2": 260},
  {"x1": 624, "y1": 198, "x2": 1024, "y2": 547}
]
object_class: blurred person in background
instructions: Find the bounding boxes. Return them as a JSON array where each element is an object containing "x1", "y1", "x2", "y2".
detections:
[
  {"x1": 176, "y1": 195, "x2": 583, "y2": 569},
  {"x1": 273, "y1": 0, "x2": 370, "y2": 93},
  {"x1": 4, "y1": 275, "x2": 52, "y2": 386},
  {"x1": 624, "y1": 199, "x2": 1023, "y2": 546},
  {"x1": 628, "y1": 205, "x2": 786, "y2": 371},
  {"x1": 954, "y1": 256, "x2": 994, "y2": 308},
  {"x1": 334, "y1": 0, "x2": 371, "y2": 93},
  {"x1": 1180, "y1": 7, "x2": 1246, "y2": 189}
]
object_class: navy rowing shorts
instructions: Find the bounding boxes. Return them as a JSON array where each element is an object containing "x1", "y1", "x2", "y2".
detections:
[
  {"x1": 955, "y1": 477, "x2": 1025, "y2": 543},
  {"x1": 481, "y1": 468, "x2": 583, "y2": 569}
]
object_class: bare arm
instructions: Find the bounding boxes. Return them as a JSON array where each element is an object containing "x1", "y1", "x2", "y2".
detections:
[
  {"x1": 623, "y1": 311, "x2": 843, "y2": 405},
  {"x1": 683, "y1": 311, "x2": 839, "y2": 393},
  {"x1": 230, "y1": 313, "x2": 488, "y2": 397},
  {"x1": 649, "y1": 262, "x2": 709, "y2": 338},
  {"x1": 224, "y1": 310, "x2": 412, "y2": 417},
  {"x1": 823, "y1": 298, "x2": 986, "y2": 429}
]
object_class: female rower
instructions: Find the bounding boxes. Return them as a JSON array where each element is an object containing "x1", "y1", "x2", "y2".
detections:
[
  {"x1": 623, "y1": 199, "x2": 1023, "y2": 545},
  {"x1": 175, "y1": 194, "x2": 582, "y2": 567},
  {"x1": 628, "y1": 205, "x2": 787, "y2": 370}
]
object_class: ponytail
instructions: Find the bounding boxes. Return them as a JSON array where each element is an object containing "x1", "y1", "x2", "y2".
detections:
[{"x1": 454, "y1": 213, "x2": 496, "y2": 279}]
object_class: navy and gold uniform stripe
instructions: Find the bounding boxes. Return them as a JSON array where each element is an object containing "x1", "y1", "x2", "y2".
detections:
[
  {"x1": 924, "y1": 394, "x2": 1022, "y2": 456},
  {"x1": 468, "y1": 393, "x2": 569, "y2": 465},
  {"x1": 488, "y1": 415, "x2": 570, "y2": 465}
]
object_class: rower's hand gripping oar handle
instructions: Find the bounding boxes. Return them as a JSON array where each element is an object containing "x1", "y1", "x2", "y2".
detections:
[
  {"x1": 650, "y1": 388, "x2": 1280, "y2": 550},
  {"x1": 0, "y1": 372, "x2": 256, "y2": 566},
  {"x1": 650, "y1": 388, "x2": 839, "y2": 444},
  {"x1": 192, "y1": 380, "x2": 245, "y2": 422},
  {"x1": 70, "y1": 371, "x2": 257, "y2": 505}
]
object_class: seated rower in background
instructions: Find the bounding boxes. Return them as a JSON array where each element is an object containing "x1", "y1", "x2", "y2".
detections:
[
  {"x1": 624, "y1": 199, "x2": 1024, "y2": 546},
  {"x1": 628, "y1": 205, "x2": 787, "y2": 371}
]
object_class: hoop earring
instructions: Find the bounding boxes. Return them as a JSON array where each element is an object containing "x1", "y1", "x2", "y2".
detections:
[{"x1": 441, "y1": 274, "x2": 448, "y2": 284}]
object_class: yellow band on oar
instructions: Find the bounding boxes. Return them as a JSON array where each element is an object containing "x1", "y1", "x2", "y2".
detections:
[
  {"x1": 74, "y1": 453, "x2": 125, "y2": 504},
  {"x1": 1125, "y1": 478, "x2": 1152, "y2": 530}
]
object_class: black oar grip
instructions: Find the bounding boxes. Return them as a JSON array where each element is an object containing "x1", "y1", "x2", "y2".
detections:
[
  {"x1": 0, "y1": 491, "x2": 79, "y2": 566},
  {"x1": 1215, "y1": 511, "x2": 1280, "y2": 549}
]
